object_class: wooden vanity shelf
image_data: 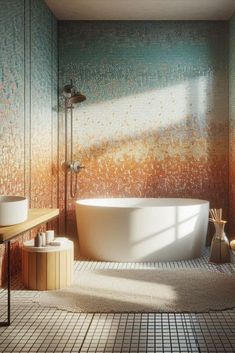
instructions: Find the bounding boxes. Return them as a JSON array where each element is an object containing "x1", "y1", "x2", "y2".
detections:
[
  {"x1": 0, "y1": 208, "x2": 59, "y2": 243},
  {"x1": 0, "y1": 208, "x2": 59, "y2": 326}
]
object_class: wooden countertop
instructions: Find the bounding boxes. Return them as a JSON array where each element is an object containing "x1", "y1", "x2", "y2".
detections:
[{"x1": 0, "y1": 208, "x2": 59, "y2": 243}]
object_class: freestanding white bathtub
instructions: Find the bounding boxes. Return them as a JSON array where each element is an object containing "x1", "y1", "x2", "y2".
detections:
[{"x1": 75, "y1": 198, "x2": 209, "y2": 262}]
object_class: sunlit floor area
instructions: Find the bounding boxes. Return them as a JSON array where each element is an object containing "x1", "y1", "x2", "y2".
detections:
[{"x1": 0, "y1": 253, "x2": 235, "y2": 353}]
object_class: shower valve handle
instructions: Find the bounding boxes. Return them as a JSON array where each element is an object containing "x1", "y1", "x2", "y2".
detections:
[{"x1": 69, "y1": 161, "x2": 85, "y2": 173}]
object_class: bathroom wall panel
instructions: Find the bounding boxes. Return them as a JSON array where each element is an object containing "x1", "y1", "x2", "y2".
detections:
[
  {"x1": 0, "y1": 0, "x2": 58, "y2": 285},
  {"x1": 59, "y1": 21, "x2": 229, "y2": 240},
  {"x1": 0, "y1": 1, "x2": 25, "y2": 197},
  {"x1": 0, "y1": 0, "x2": 25, "y2": 285},
  {"x1": 30, "y1": 0, "x2": 55, "y2": 209},
  {"x1": 51, "y1": 17, "x2": 59, "y2": 215}
]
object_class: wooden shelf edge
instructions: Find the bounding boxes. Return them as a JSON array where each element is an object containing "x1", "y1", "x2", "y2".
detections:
[{"x1": 0, "y1": 208, "x2": 59, "y2": 243}]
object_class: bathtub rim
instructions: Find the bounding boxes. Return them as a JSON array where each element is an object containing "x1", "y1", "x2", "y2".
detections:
[{"x1": 75, "y1": 197, "x2": 209, "y2": 208}]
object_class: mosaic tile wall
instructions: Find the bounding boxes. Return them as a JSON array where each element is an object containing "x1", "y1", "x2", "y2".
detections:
[
  {"x1": 58, "y1": 21, "x2": 229, "y2": 239},
  {"x1": 0, "y1": 17, "x2": 231, "y2": 281},
  {"x1": 229, "y1": 13, "x2": 235, "y2": 238},
  {"x1": 0, "y1": 0, "x2": 58, "y2": 285}
]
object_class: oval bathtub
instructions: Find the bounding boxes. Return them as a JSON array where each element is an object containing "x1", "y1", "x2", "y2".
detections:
[{"x1": 75, "y1": 198, "x2": 209, "y2": 262}]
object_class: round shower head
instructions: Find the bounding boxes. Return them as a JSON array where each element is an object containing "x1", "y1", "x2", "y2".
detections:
[{"x1": 69, "y1": 92, "x2": 86, "y2": 105}]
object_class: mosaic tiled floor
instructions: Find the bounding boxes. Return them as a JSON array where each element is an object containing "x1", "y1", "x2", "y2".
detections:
[{"x1": 0, "y1": 253, "x2": 235, "y2": 353}]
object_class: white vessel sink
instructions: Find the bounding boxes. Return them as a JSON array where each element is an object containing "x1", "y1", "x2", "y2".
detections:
[{"x1": 0, "y1": 196, "x2": 28, "y2": 226}]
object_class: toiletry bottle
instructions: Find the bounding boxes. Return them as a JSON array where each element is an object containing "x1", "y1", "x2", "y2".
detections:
[
  {"x1": 40, "y1": 232, "x2": 46, "y2": 246},
  {"x1": 35, "y1": 233, "x2": 42, "y2": 247}
]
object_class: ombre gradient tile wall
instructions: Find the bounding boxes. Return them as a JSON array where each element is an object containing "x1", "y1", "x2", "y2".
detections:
[
  {"x1": 58, "y1": 21, "x2": 229, "y2": 238},
  {"x1": 1, "y1": 0, "x2": 235, "y2": 284}
]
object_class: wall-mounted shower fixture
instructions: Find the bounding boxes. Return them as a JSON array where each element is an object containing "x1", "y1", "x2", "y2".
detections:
[
  {"x1": 62, "y1": 80, "x2": 86, "y2": 108},
  {"x1": 63, "y1": 80, "x2": 86, "y2": 204}
]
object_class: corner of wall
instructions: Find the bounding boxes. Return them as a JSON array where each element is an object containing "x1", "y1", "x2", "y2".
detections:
[{"x1": 228, "y1": 12, "x2": 235, "y2": 237}]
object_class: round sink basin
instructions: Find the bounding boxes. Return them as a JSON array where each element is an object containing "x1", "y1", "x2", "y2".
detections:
[{"x1": 0, "y1": 196, "x2": 28, "y2": 226}]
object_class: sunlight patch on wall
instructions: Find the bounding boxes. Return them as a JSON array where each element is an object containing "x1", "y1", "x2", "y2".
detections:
[
  {"x1": 72, "y1": 75, "x2": 221, "y2": 165},
  {"x1": 76, "y1": 75, "x2": 213, "y2": 148}
]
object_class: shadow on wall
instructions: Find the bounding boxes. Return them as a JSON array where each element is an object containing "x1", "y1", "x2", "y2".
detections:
[
  {"x1": 59, "y1": 21, "x2": 228, "y2": 105},
  {"x1": 58, "y1": 21, "x2": 228, "y2": 239},
  {"x1": 1, "y1": 241, "x2": 21, "y2": 286},
  {"x1": 63, "y1": 79, "x2": 228, "y2": 243},
  {"x1": 60, "y1": 80, "x2": 227, "y2": 220}
]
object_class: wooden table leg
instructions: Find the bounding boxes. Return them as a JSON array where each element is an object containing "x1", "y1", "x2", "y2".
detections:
[{"x1": 0, "y1": 241, "x2": 11, "y2": 326}]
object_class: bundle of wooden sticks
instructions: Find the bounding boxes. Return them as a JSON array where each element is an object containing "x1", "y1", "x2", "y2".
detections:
[{"x1": 209, "y1": 208, "x2": 225, "y2": 223}]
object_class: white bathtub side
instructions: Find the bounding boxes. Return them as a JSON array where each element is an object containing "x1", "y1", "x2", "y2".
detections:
[{"x1": 75, "y1": 199, "x2": 209, "y2": 262}]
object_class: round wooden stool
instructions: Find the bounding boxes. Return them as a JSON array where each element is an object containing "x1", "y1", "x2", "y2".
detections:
[{"x1": 22, "y1": 237, "x2": 74, "y2": 290}]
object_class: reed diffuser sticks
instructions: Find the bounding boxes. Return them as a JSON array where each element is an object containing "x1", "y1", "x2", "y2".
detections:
[{"x1": 209, "y1": 208, "x2": 224, "y2": 223}]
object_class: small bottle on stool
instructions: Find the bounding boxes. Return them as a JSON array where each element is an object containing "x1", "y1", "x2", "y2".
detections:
[{"x1": 35, "y1": 233, "x2": 42, "y2": 247}]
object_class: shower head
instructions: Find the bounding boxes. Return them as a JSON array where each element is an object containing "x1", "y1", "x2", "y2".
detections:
[
  {"x1": 63, "y1": 80, "x2": 86, "y2": 107},
  {"x1": 69, "y1": 92, "x2": 86, "y2": 105}
]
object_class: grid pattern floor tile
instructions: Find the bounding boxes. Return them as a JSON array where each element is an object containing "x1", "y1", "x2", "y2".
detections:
[{"x1": 0, "y1": 252, "x2": 235, "y2": 353}]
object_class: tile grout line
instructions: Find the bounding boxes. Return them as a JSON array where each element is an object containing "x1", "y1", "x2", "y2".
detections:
[{"x1": 78, "y1": 313, "x2": 95, "y2": 353}]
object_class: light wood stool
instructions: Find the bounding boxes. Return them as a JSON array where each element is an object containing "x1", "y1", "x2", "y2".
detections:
[{"x1": 22, "y1": 237, "x2": 74, "y2": 290}]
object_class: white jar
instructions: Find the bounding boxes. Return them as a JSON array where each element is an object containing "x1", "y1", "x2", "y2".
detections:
[
  {"x1": 46, "y1": 230, "x2": 55, "y2": 244},
  {"x1": 40, "y1": 232, "x2": 46, "y2": 246}
]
